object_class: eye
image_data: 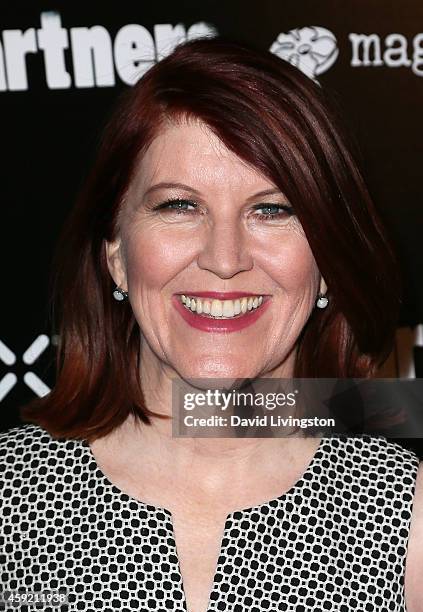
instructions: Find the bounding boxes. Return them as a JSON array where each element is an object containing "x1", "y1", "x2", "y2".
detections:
[
  {"x1": 150, "y1": 198, "x2": 295, "y2": 221},
  {"x1": 152, "y1": 198, "x2": 197, "y2": 214},
  {"x1": 252, "y1": 203, "x2": 295, "y2": 221}
]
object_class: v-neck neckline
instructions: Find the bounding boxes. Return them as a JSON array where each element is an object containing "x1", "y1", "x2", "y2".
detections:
[
  {"x1": 81, "y1": 434, "x2": 329, "y2": 612},
  {"x1": 81, "y1": 434, "x2": 328, "y2": 520}
]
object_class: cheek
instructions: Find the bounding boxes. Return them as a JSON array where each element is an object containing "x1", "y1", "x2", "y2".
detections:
[
  {"x1": 122, "y1": 221, "x2": 319, "y2": 296},
  {"x1": 124, "y1": 227, "x2": 187, "y2": 288},
  {"x1": 261, "y1": 231, "x2": 320, "y2": 294}
]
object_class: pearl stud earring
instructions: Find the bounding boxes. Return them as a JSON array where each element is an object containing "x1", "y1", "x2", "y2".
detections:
[
  {"x1": 316, "y1": 293, "x2": 328, "y2": 309},
  {"x1": 112, "y1": 286, "x2": 128, "y2": 301}
]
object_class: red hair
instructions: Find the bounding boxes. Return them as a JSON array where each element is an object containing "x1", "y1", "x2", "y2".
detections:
[{"x1": 20, "y1": 36, "x2": 402, "y2": 441}]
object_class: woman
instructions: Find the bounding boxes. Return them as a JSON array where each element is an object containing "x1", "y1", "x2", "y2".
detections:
[{"x1": 1, "y1": 36, "x2": 422, "y2": 612}]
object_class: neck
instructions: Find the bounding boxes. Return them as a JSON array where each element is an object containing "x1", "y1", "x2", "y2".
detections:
[{"x1": 90, "y1": 341, "x2": 315, "y2": 515}]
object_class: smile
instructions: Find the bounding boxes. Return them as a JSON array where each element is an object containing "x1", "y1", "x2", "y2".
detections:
[
  {"x1": 180, "y1": 294, "x2": 264, "y2": 319},
  {"x1": 172, "y1": 293, "x2": 271, "y2": 333}
]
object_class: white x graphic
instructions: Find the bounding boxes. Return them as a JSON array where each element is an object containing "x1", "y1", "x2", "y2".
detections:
[{"x1": 0, "y1": 335, "x2": 51, "y2": 401}]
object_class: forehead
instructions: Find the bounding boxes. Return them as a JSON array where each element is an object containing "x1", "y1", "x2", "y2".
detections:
[{"x1": 128, "y1": 118, "x2": 276, "y2": 195}]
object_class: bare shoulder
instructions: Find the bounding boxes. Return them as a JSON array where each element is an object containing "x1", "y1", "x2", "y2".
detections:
[{"x1": 405, "y1": 461, "x2": 423, "y2": 612}]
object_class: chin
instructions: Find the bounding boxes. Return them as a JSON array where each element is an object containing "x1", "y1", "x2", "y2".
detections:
[{"x1": 176, "y1": 360, "x2": 257, "y2": 387}]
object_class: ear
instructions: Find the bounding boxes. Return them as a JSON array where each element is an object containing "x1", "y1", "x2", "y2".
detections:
[
  {"x1": 104, "y1": 238, "x2": 128, "y2": 292},
  {"x1": 320, "y1": 276, "x2": 327, "y2": 295}
]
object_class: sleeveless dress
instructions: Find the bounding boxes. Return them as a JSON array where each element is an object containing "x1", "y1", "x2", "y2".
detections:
[{"x1": 0, "y1": 423, "x2": 420, "y2": 612}]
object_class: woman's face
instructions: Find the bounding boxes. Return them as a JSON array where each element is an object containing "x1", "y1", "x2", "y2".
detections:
[{"x1": 106, "y1": 118, "x2": 325, "y2": 380}]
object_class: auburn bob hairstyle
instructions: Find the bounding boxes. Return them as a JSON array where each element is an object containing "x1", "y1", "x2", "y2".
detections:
[{"x1": 20, "y1": 36, "x2": 402, "y2": 442}]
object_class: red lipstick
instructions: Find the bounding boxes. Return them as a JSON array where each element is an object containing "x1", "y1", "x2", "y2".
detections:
[
  {"x1": 175, "y1": 291, "x2": 264, "y2": 300},
  {"x1": 172, "y1": 294, "x2": 271, "y2": 333}
]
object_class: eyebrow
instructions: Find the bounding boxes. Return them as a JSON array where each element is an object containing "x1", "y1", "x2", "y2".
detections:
[{"x1": 142, "y1": 181, "x2": 285, "y2": 201}]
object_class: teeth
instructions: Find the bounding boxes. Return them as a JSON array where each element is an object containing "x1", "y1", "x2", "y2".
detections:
[
  {"x1": 179, "y1": 294, "x2": 265, "y2": 319},
  {"x1": 210, "y1": 300, "x2": 223, "y2": 317},
  {"x1": 222, "y1": 300, "x2": 234, "y2": 317}
]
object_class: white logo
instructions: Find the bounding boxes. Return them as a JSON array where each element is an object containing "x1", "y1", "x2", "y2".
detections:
[
  {"x1": 0, "y1": 335, "x2": 51, "y2": 400},
  {"x1": 0, "y1": 11, "x2": 218, "y2": 91},
  {"x1": 270, "y1": 26, "x2": 339, "y2": 80},
  {"x1": 349, "y1": 33, "x2": 423, "y2": 76}
]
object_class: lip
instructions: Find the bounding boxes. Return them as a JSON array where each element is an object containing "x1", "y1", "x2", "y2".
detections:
[
  {"x1": 174, "y1": 291, "x2": 266, "y2": 299},
  {"x1": 172, "y1": 294, "x2": 271, "y2": 333}
]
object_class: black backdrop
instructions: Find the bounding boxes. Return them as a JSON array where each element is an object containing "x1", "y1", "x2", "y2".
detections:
[{"x1": 1, "y1": 1, "x2": 422, "y2": 456}]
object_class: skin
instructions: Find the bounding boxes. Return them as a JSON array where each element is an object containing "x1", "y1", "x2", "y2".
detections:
[
  {"x1": 99, "y1": 117, "x2": 423, "y2": 611},
  {"x1": 103, "y1": 116, "x2": 329, "y2": 509},
  {"x1": 405, "y1": 464, "x2": 423, "y2": 612},
  {"x1": 101, "y1": 116, "x2": 329, "y2": 610},
  {"x1": 107, "y1": 117, "x2": 326, "y2": 383}
]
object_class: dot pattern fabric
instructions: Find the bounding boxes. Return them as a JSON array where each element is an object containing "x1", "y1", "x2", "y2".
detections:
[{"x1": 0, "y1": 423, "x2": 420, "y2": 612}]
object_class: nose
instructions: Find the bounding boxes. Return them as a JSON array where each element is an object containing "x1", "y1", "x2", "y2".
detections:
[{"x1": 196, "y1": 219, "x2": 254, "y2": 279}]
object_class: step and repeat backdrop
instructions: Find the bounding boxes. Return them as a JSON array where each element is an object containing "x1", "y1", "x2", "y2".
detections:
[{"x1": 1, "y1": 2, "x2": 422, "y2": 452}]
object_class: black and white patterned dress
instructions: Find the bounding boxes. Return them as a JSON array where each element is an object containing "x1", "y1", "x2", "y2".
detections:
[{"x1": 0, "y1": 423, "x2": 420, "y2": 611}]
